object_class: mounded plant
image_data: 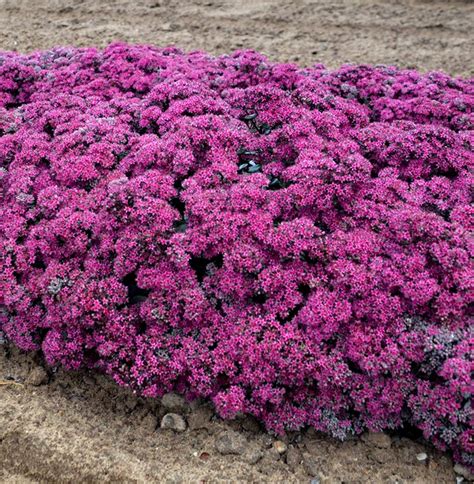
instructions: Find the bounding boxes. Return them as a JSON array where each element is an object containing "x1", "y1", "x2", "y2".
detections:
[{"x1": 1, "y1": 43, "x2": 472, "y2": 468}]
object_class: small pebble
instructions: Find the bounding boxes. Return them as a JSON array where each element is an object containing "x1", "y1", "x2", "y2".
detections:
[
  {"x1": 160, "y1": 413, "x2": 187, "y2": 432},
  {"x1": 266, "y1": 446, "x2": 282, "y2": 461},
  {"x1": 199, "y1": 452, "x2": 210, "y2": 461},
  {"x1": 416, "y1": 452, "x2": 428, "y2": 462},
  {"x1": 244, "y1": 444, "x2": 263, "y2": 464},
  {"x1": 261, "y1": 434, "x2": 274, "y2": 448},
  {"x1": 454, "y1": 463, "x2": 474, "y2": 481},
  {"x1": 243, "y1": 112, "x2": 257, "y2": 121},
  {"x1": 26, "y1": 366, "x2": 47, "y2": 386},
  {"x1": 273, "y1": 440, "x2": 287, "y2": 454},
  {"x1": 215, "y1": 430, "x2": 247, "y2": 455},
  {"x1": 303, "y1": 455, "x2": 320, "y2": 477}
]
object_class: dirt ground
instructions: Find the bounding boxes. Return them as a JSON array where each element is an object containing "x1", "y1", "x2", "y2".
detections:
[
  {"x1": 0, "y1": 1, "x2": 473, "y2": 483},
  {"x1": 0, "y1": 0, "x2": 473, "y2": 76},
  {"x1": 0, "y1": 346, "x2": 461, "y2": 483}
]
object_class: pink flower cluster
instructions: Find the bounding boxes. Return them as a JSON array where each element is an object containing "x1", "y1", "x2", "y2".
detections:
[{"x1": 1, "y1": 43, "x2": 473, "y2": 467}]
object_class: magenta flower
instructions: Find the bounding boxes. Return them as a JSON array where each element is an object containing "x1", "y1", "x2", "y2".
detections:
[{"x1": 1, "y1": 43, "x2": 473, "y2": 469}]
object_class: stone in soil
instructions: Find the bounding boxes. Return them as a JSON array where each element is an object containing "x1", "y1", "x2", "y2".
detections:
[
  {"x1": 273, "y1": 440, "x2": 287, "y2": 454},
  {"x1": 454, "y1": 464, "x2": 474, "y2": 481},
  {"x1": 260, "y1": 433, "x2": 274, "y2": 448},
  {"x1": 416, "y1": 452, "x2": 428, "y2": 462},
  {"x1": 266, "y1": 446, "x2": 282, "y2": 461},
  {"x1": 160, "y1": 413, "x2": 187, "y2": 432},
  {"x1": 199, "y1": 451, "x2": 210, "y2": 461},
  {"x1": 26, "y1": 366, "x2": 48, "y2": 386},
  {"x1": 303, "y1": 454, "x2": 321, "y2": 477},
  {"x1": 215, "y1": 430, "x2": 247, "y2": 455},
  {"x1": 243, "y1": 444, "x2": 264, "y2": 464}
]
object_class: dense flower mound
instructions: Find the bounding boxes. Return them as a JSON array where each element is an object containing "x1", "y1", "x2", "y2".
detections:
[{"x1": 1, "y1": 44, "x2": 473, "y2": 466}]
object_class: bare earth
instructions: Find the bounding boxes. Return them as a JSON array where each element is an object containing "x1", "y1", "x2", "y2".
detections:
[
  {"x1": 0, "y1": 347, "x2": 460, "y2": 483},
  {"x1": 1, "y1": 1, "x2": 473, "y2": 483},
  {"x1": 0, "y1": 0, "x2": 474, "y2": 76}
]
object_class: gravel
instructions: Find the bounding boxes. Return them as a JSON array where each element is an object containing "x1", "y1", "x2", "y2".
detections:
[
  {"x1": 160, "y1": 413, "x2": 187, "y2": 433},
  {"x1": 215, "y1": 430, "x2": 247, "y2": 455}
]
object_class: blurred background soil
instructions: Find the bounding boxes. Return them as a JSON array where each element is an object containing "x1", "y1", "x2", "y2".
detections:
[
  {"x1": 0, "y1": 0, "x2": 473, "y2": 76},
  {"x1": 1, "y1": 1, "x2": 473, "y2": 483}
]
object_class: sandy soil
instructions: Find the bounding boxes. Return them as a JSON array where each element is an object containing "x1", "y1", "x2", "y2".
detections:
[
  {"x1": 0, "y1": 0, "x2": 473, "y2": 76},
  {"x1": 0, "y1": 1, "x2": 473, "y2": 483},
  {"x1": 0, "y1": 347, "x2": 460, "y2": 483}
]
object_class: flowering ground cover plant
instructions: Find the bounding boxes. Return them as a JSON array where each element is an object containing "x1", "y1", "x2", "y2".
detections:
[{"x1": 0, "y1": 43, "x2": 473, "y2": 468}]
